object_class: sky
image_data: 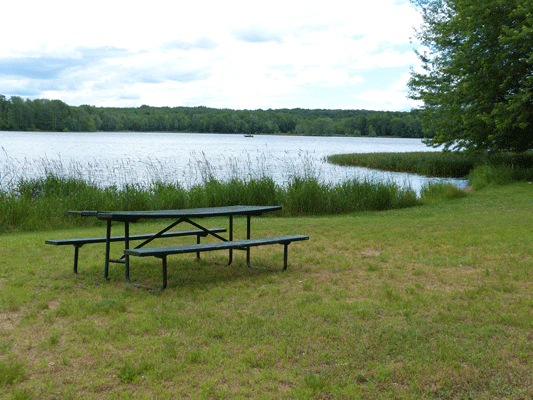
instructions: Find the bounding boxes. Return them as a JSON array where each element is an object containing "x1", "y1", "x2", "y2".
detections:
[{"x1": 0, "y1": 0, "x2": 423, "y2": 111}]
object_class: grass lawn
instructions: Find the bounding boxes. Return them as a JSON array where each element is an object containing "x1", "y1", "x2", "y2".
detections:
[{"x1": 1, "y1": 183, "x2": 532, "y2": 399}]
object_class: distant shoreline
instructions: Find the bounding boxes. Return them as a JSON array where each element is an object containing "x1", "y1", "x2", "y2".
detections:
[{"x1": 1, "y1": 94, "x2": 428, "y2": 138}]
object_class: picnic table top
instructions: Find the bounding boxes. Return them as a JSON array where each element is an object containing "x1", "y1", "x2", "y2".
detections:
[{"x1": 69, "y1": 205, "x2": 282, "y2": 222}]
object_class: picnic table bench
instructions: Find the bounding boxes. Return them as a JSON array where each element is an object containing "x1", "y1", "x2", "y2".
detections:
[
  {"x1": 45, "y1": 228, "x2": 227, "y2": 274},
  {"x1": 125, "y1": 235, "x2": 309, "y2": 289}
]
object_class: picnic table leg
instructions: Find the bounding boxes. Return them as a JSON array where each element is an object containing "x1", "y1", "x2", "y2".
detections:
[
  {"x1": 73, "y1": 245, "x2": 80, "y2": 274},
  {"x1": 246, "y1": 242, "x2": 290, "y2": 272},
  {"x1": 162, "y1": 256, "x2": 168, "y2": 289},
  {"x1": 228, "y1": 215, "x2": 233, "y2": 265},
  {"x1": 283, "y1": 243, "x2": 289, "y2": 271},
  {"x1": 104, "y1": 220, "x2": 112, "y2": 279},
  {"x1": 124, "y1": 222, "x2": 130, "y2": 281},
  {"x1": 123, "y1": 222, "x2": 165, "y2": 290},
  {"x1": 205, "y1": 215, "x2": 233, "y2": 265},
  {"x1": 246, "y1": 214, "x2": 251, "y2": 269},
  {"x1": 196, "y1": 234, "x2": 201, "y2": 259}
]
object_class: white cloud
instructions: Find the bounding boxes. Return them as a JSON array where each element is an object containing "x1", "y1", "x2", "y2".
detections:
[
  {"x1": 354, "y1": 73, "x2": 422, "y2": 111},
  {"x1": 350, "y1": 48, "x2": 419, "y2": 72},
  {"x1": 0, "y1": 0, "x2": 423, "y2": 110}
]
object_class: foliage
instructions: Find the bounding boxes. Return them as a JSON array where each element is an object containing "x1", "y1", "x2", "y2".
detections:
[
  {"x1": 408, "y1": 0, "x2": 533, "y2": 152},
  {"x1": 0, "y1": 94, "x2": 427, "y2": 137}
]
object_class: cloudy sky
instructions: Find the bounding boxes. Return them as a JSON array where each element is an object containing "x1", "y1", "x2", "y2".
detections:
[{"x1": 0, "y1": 0, "x2": 423, "y2": 111}]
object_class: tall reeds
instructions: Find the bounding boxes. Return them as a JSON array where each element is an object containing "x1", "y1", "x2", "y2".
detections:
[
  {"x1": 0, "y1": 155, "x2": 419, "y2": 232},
  {"x1": 327, "y1": 151, "x2": 477, "y2": 177},
  {"x1": 468, "y1": 164, "x2": 533, "y2": 190},
  {"x1": 328, "y1": 151, "x2": 533, "y2": 185}
]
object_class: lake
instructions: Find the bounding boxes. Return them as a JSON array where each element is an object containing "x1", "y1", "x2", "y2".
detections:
[{"x1": 0, "y1": 131, "x2": 468, "y2": 193}]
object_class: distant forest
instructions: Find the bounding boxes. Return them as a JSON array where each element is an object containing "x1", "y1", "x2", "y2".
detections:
[{"x1": 0, "y1": 94, "x2": 430, "y2": 138}]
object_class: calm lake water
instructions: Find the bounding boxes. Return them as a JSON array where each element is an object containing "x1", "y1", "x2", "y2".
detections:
[{"x1": 0, "y1": 131, "x2": 468, "y2": 193}]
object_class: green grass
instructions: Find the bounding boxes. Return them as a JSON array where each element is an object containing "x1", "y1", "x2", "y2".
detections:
[{"x1": 1, "y1": 183, "x2": 532, "y2": 398}]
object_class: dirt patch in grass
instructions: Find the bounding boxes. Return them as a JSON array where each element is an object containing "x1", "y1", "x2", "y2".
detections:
[{"x1": 0, "y1": 311, "x2": 23, "y2": 332}]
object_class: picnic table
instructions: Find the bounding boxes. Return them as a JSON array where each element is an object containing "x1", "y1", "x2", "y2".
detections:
[{"x1": 47, "y1": 205, "x2": 308, "y2": 289}]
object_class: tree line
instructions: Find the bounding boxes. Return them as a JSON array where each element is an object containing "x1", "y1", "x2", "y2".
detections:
[{"x1": 0, "y1": 94, "x2": 428, "y2": 138}]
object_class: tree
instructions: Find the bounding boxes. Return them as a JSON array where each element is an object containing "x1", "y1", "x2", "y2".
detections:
[
  {"x1": 408, "y1": 0, "x2": 533, "y2": 152},
  {"x1": 0, "y1": 95, "x2": 7, "y2": 129},
  {"x1": 7, "y1": 96, "x2": 29, "y2": 130}
]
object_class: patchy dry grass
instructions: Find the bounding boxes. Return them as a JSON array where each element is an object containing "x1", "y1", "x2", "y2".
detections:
[{"x1": 1, "y1": 183, "x2": 533, "y2": 398}]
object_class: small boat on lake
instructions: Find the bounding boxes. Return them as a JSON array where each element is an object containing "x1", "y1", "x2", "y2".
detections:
[{"x1": 244, "y1": 134, "x2": 254, "y2": 137}]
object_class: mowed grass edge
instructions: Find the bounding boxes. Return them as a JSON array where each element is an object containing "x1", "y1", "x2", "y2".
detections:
[{"x1": 1, "y1": 183, "x2": 533, "y2": 399}]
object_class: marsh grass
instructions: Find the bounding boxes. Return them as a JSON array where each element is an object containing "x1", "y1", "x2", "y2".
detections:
[
  {"x1": 1, "y1": 183, "x2": 533, "y2": 398},
  {"x1": 420, "y1": 182, "x2": 468, "y2": 201},
  {"x1": 469, "y1": 164, "x2": 533, "y2": 190},
  {"x1": 327, "y1": 150, "x2": 533, "y2": 180},
  {"x1": 0, "y1": 169, "x2": 418, "y2": 233},
  {"x1": 327, "y1": 151, "x2": 478, "y2": 177}
]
